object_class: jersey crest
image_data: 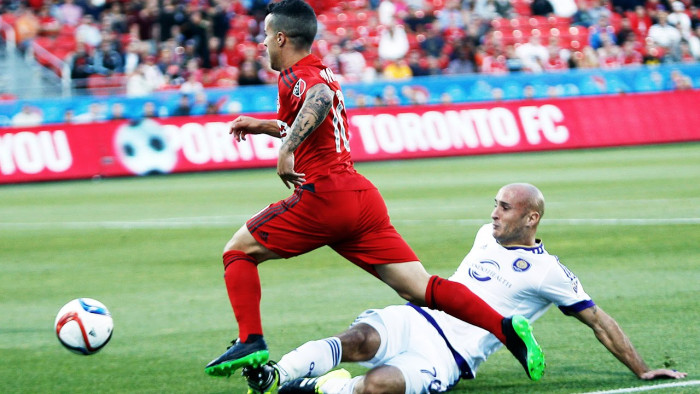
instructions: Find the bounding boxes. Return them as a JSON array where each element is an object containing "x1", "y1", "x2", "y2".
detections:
[
  {"x1": 512, "y1": 258, "x2": 531, "y2": 272},
  {"x1": 292, "y1": 78, "x2": 306, "y2": 98}
]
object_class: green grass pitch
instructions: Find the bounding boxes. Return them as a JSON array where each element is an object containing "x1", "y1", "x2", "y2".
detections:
[{"x1": 1, "y1": 143, "x2": 698, "y2": 393}]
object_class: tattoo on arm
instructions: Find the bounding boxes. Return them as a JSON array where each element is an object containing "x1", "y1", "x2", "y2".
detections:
[{"x1": 282, "y1": 84, "x2": 333, "y2": 152}]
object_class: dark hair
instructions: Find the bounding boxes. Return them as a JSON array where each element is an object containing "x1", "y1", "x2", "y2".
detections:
[{"x1": 267, "y1": 0, "x2": 317, "y2": 50}]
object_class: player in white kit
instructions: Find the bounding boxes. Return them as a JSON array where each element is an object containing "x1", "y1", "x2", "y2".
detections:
[{"x1": 244, "y1": 183, "x2": 686, "y2": 394}]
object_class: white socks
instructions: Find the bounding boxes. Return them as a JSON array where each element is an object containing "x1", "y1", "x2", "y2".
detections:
[{"x1": 277, "y1": 337, "x2": 343, "y2": 385}]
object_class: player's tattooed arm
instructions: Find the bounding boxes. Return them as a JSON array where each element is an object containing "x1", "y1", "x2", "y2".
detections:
[{"x1": 281, "y1": 83, "x2": 333, "y2": 153}]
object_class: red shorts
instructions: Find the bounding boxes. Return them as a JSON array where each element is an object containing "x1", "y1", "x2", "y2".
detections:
[{"x1": 246, "y1": 185, "x2": 419, "y2": 275}]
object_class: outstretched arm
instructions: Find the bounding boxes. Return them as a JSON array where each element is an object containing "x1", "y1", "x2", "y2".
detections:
[
  {"x1": 229, "y1": 116, "x2": 281, "y2": 141},
  {"x1": 276, "y1": 83, "x2": 334, "y2": 188},
  {"x1": 572, "y1": 305, "x2": 687, "y2": 380}
]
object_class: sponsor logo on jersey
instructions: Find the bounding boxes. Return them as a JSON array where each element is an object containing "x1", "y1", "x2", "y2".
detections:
[
  {"x1": 468, "y1": 260, "x2": 513, "y2": 288},
  {"x1": 469, "y1": 260, "x2": 499, "y2": 282},
  {"x1": 512, "y1": 258, "x2": 531, "y2": 272},
  {"x1": 293, "y1": 78, "x2": 307, "y2": 98}
]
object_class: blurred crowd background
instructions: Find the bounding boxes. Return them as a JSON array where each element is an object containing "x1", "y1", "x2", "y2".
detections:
[{"x1": 0, "y1": 0, "x2": 699, "y2": 126}]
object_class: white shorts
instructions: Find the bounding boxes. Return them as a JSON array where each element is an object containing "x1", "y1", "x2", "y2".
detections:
[{"x1": 352, "y1": 305, "x2": 462, "y2": 394}]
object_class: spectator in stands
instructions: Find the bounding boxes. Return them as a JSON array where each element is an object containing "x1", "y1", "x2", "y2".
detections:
[
  {"x1": 621, "y1": 39, "x2": 644, "y2": 64},
  {"x1": 339, "y1": 40, "x2": 367, "y2": 82},
  {"x1": 221, "y1": 35, "x2": 244, "y2": 67},
  {"x1": 15, "y1": 4, "x2": 40, "y2": 54},
  {"x1": 73, "y1": 102, "x2": 107, "y2": 124},
  {"x1": 588, "y1": 0, "x2": 613, "y2": 25},
  {"x1": 142, "y1": 55, "x2": 167, "y2": 90},
  {"x1": 130, "y1": 3, "x2": 157, "y2": 43},
  {"x1": 56, "y1": 0, "x2": 83, "y2": 27},
  {"x1": 11, "y1": 104, "x2": 43, "y2": 127},
  {"x1": 473, "y1": 0, "x2": 500, "y2": 21},
  {"x1": 93, "y1": 39, "x2": 124, "y2": 75},
  {"x1": 446, "y1": 39, "x2": 477, "y2": 74},
  {"x1": 322, "y1": 43, "x2": 343, "y2": 76},
  {"x1": 383, "y1": 59, "x2": 413, "y2": 79},
  {"x1": 36, "y1": 3, "x2": 60, "y2": 37},
  {"x1": 420, "y1": 23, "x2": 445, "y2": 58},
  {"x1": 70, "y1": 42, "x2": 95, "y2": 89},
  {"x1": 207, "y1": 37, "x2": 224, "y2": 69},
  {"x1": 616, "y1": 16, "x2": 637, "y2": 45},
  {"x1": 361, "y1": 57, "x2": 385, "y2": 83},
  {"x1": 157, "y1": 0, "x2": 180, "y2": 42},
  {"x1": 75, "y1": 14, "x2": 102, "y2": 48},
  {"x1": 670, "y1": 69, "x2": 693, "y2": 89},
  {"x1": 207, "y1": 1, "x2": 232, "y2": 47},
  {"x1": 172, "y1": 94, "x2": 192, "y2": 116},
  {"x1": 402, "y1": 0, "x2": 435, "y2": 32},
  {"x1": 238, "y1": 59, "x2": 264, "y2": 85},
  {"x1": 572, "y1": 1, "x2": 595, "y2": 27},
  {"x1": 531, "y1": 0, "x2": 555, "y2": 16},
  {"x1": 611, "y1": 0, "x2": 645, "y2": 13},
  {"x1": 437, "y1": 0, "x2": 466, "y2": 32},
  {"x1": 577, "y1": 46, "x2": 602, "y2": 68},
  {"x1": 598, "y1": 35, "x2": 624, "y2": 68},
  {"x1": 475, "y1": 0, "x2": 513, "y2": 19},
  {"x1": 381, "y1": 84, "x2": 401, "y2": 105},
  {"x1": 378, "y1": 22, "x2": 410, "y2": 61},
  {"x1": 180, "y1": 72, "x2": 205, "y2": 95},
  {"x1": 515, "y1": 35, "x2": 549, "y2": 72},
  {"x1": 589, "y1": 15, "x2": 618, "y2": 49},
  {"x1": 110, "y1": 102, "x2": 127, "y2": 120},
  {"x1": 549, "y1": 0, "x2": 578, "y2": 17},
  {"x1": 545, "y1": 37, "x2": 570, "y2": 70},
  {"x1": 688, "y1": 26, "x2": 700, "y2": 59},
  {"x1": 378, "y1": 0, "x2": 398, "y2": 25},
  {"x1": 181, "y1": 10, "x2": 211, "y2": 68},
  {"x1": 407, "y1": 50, "x2": 430, "y2": 76},
  {"x1": 126, "y1": 64, "x2": 155, "y2": 97},
  {"x1": 142, "y1": 101, "x2": 158, "y2": 118},
  {"x1": 668, "y1": 1, "x2": 692, "y2": 39},
  {"x1": 630, "y1": 5, "x2": 652, "y2": 36},
  {"x1": 648, "y1": 11, "x2": 683, "y2": 61},
  {"x1": 122, "y1": 40, "x2": 142, "y2": 75},
  {"x1": 63, "y1": 109, "x2": 75, "y2": 124},
  {"x1": 678, "y1": 40, "x2": 696, "y2": 62},
  {"x1": 523, "y1": 84, "x2": 537, "y2": 99},
  {"x1": 103, "y1": 1, "x2": 128, "y2": 35},
  {"x1": 480, "y1": 45, "x2": 509, "y2": 74},
  {"x1": 400, "y1": 84, "x2": 429, "y2": 104}
]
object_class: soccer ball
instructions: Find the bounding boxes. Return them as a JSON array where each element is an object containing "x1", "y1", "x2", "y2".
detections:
[{"x1": 54, "y1": 298, "x2": 113, "y2": 355}]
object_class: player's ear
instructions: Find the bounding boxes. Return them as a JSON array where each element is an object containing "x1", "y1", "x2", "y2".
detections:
[
  {"x1": 277, "y1": 32, "x2": 285, "y2": 46},
  {"x1": 527, "y1": 211, "x2": 540, "y2": 227}
]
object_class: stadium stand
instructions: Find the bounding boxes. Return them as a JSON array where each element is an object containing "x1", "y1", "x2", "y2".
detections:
[{"x1": 0, "y1": 0, "x2": 698, "y2": 125}]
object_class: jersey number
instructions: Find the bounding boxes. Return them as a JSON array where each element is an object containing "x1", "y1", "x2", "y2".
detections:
[{"x1": 331, "y1": 90, "x2": 350, "y2": 153}]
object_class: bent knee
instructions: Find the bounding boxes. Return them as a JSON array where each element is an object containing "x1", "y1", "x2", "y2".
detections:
[
  {"x1": 357, "y1": 367, "x2": 405, "y2": 394},
  {"x1": 338, "y1": 324, "x2": 381, "y2": 362}
]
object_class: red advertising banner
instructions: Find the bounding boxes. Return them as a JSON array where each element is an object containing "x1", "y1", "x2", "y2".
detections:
[{"x1": 1, "y1": 90, "x2": 699, "y2": 184}]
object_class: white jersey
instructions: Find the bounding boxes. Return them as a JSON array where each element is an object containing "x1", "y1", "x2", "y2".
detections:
[{"x1": 424, "y1": 224, "x2": 594, "y2": 377}]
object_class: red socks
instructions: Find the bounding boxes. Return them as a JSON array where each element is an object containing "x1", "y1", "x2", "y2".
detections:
[
  {"x1": 425, "y1": 275, "x2": 506, "y2": 343},
  {"x1": 223, "y1": 250, "x2": 262, "y2": 343}
]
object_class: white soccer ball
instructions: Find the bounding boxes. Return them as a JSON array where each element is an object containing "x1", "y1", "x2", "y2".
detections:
[{"x1": 54, "y1": 298, "x2": 113, "y2": 355}]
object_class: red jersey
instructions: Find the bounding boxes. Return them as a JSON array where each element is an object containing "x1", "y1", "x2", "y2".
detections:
[{"x1": 276, "y1": 54, "x2": 374, "y2": 192}]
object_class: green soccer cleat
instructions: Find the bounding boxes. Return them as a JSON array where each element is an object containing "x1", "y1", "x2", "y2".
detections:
[
  {"x1": 205, "y1": 336, "x2": 269, "y2": 377},
  {"x1": 243, "y1": 361, "x2": 279, "y2": 394},
  {"x1": 279, "y1": 368, "x2": 352, "y2": 394},
  {"x1": 502, "y1": 315, "x2": 545, "y2": 381}
]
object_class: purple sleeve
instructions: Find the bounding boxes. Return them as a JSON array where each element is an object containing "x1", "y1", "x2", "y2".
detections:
[{"x1": 558, "y1": 299, "x2": 596, "y2": 316}]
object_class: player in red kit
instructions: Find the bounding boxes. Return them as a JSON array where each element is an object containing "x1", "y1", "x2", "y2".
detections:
[{"x1": 204, "y1": 1, "x2": 545, "y2": 390}]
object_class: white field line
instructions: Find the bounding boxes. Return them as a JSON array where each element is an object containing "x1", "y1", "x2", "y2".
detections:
[
  {"x1": 580, "y1": 379, "x2": 700, "y2": 394},
  {"x1": 0, "y1": 217, "x2": 699, "y2": 230}
]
